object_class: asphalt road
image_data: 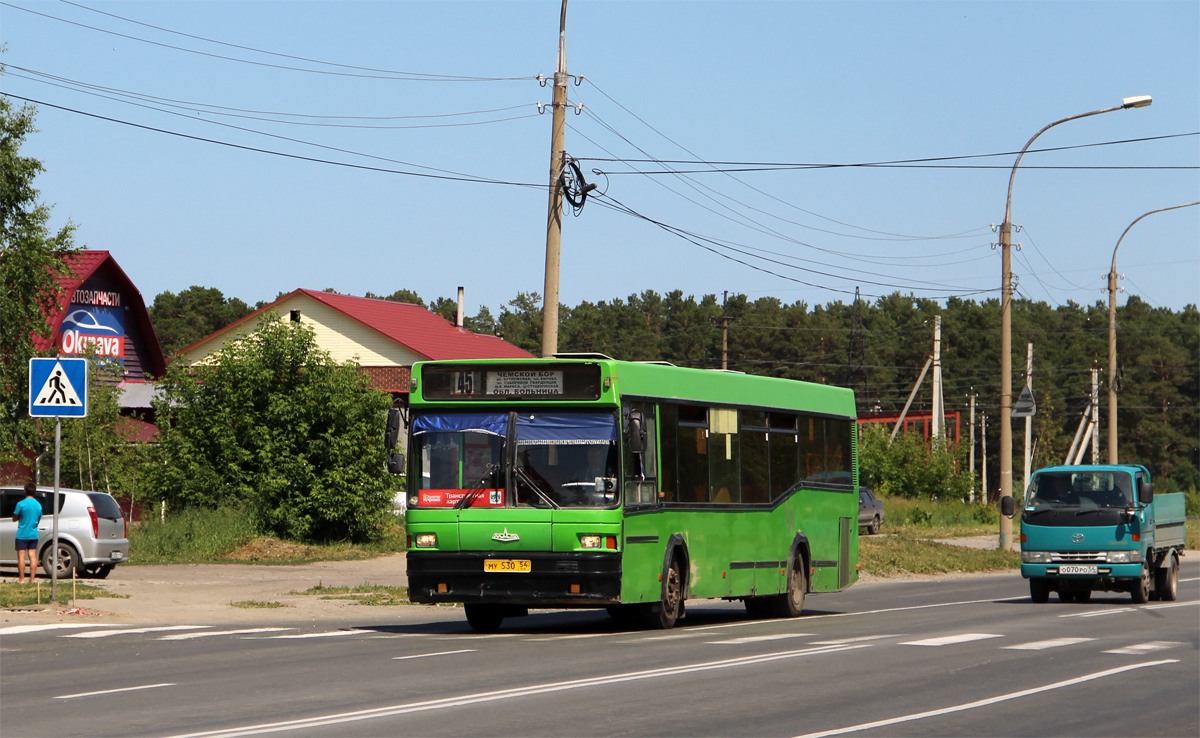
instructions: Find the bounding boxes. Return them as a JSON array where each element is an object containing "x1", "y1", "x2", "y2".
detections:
[{"x1": 2, "y1": 562, "x2": 1197, "y2": 738}]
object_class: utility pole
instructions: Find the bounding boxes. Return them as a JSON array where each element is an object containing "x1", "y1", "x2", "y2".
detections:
[
  {"x1": 540, "y1": 0, "x2": 570, "y2": 358},
  {"x1": 981, "y1": 414, "x2": 987, "y2": 504},
  {"x1": 1090, "y1": 366, "x2": 1100, "y2": 463},
  {"x1": 720, "y1": 291, "x2": 729, "y2": 370},
  {"x1": 969, "y1": 391, "x2": 976, "y2": 504},
  {"x1": 1024, "y1": 343, "x2": 1033, "y2": 497},
  {"x1": 931, "y1": 316, "x2": 943, "y2": 438}
]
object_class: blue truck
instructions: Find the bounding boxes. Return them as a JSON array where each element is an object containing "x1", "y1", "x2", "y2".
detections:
[{"x1": 1009, "y1": 464, "x2": 1187, "y2": 604}]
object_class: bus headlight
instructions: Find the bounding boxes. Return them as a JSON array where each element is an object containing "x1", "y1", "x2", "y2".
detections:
[
  {"x1": 580, "y1": 535, "x2": 602, "y2": 549},
  {"x1": 414, "y1": 533, "x2": 437, "y2": 549},
  {"x1": 1021, "y1": 551, "x2": 1051, "y2": 564}
]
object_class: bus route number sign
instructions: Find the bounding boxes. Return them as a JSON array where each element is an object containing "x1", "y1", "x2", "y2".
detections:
[{"x1": 452, "y1": 371, "x2": 477, "y2": 396}]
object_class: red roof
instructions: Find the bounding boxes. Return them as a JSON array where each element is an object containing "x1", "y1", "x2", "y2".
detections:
[
  {"x1": 181, "y1": 288, "x2": 533, "y2": 362},
  {"x1": 34, "y1": 251, "x2": 167, "y2": 378}
]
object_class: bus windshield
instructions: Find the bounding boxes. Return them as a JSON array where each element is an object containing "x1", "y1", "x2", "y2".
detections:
[
  {"x1": 411, "y1": 410, "x2": 618, "y2": 508},
  {"x1": 1027, "y1": 470, "x2": 1134, "y2": 509}
]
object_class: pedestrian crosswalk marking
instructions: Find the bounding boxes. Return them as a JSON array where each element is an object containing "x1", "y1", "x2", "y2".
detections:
[
  {"x1": 1004, "y1": 637, "x2": 1094, "y2": 651},
  {"x1": 901, "y1": 633, "x2": 1002, "y2": 647},
  {"x1": 1103, "y1": 641, "x2": 1183, "y2": 655},
  {"x1": 32, "y1": 360, "x2": 83, "y2": 407}
]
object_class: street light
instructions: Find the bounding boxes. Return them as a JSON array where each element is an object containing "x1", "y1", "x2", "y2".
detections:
[
  {"x1": 997, "y1": 95, "x2": 1152, "y2": 552},
  {"x1": 1107, "y1": 201, "x2": 1199, "y2": 463}
]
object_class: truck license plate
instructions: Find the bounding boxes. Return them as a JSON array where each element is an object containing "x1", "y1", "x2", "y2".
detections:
[
  {"x1": 1058, "y1": 564, "x2": 1098, "y2": 575},
  {"x1": 484, "y1": 559, "x2": 531, "y2": 573}
]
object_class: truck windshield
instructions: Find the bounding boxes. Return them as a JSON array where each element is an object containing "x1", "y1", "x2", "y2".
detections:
[
  {"x1": 1027, "y1": 471, "x2": 1133, "y2": 508},
  {"x1": 410, "y1": 410, "x2": 618, "y2": 508}
]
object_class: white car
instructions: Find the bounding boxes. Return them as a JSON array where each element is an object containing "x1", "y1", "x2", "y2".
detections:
[{"x1": 1, "y1": 486, "x2": 130, "y2": 578}]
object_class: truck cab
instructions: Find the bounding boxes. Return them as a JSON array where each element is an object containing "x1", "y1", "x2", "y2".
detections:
[{"x1": 1017, "y1": 464, "x2": 1185, "y2": 604}]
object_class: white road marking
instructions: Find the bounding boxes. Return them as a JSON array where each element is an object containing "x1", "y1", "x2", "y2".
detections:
[
  {"x1": 0, "y1": 623, "x2": 130, "y2": 636},
  {"x1": 268, "y1": 630, "x2": 365, "y2": 640},
  {"x1": 64, "y1": 626, "x2": 210, "y2": 639},
  {"x1": 524, "y1": 632, "x2": 616, "y2": 642},
  {"x1": 900, "y1": 633, "x2": 1002, "y2": 647},
  {"x1": 1103, "y1": 641, "x2": 1184, "y2": 655},
  {"x1": 1145, "y1": 600, "x2": 1199, "y2": 611},
  {"x1": 56, "y1": 683, "x2": 174, "y2": 700},
  {"x1": 791, "y1": 660, "x2": 1178, "y2": 738},
  {"x1": 1179, "y1": 576, "x2": 1199, "y2": 582},
  {"x1": 1060, "y1": 607, "x2": 1135, "y2": 618},
  {"x1": 1003, "y1": 637, "x2": 1094, "y2": 651},
  {"x1": 809, "y1": 634, "x2": 902, "y2": 645},
  {"x1": 162, "y1": 643, "x2": 870, "y2": 738},
  {"x1": 709, "y1": 633, "x2": 813, "y2": 645},
  {"x1": 158, "y1": 628, "x2": 291, "y2": 641},
  {"x1": 392, "y1": 649, "x2": 476, "y2": 661}
]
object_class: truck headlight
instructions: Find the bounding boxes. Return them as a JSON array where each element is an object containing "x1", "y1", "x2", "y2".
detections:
[
  {"x1": 1022, "y1": 551, "x2": 1051, "y2": 564},
  {"x1": 1107, "y1": 550, "x2": 1139, "y2": 563},
  {"x1": 414, "y1": 533, "x2": 437, "y2": 549}
]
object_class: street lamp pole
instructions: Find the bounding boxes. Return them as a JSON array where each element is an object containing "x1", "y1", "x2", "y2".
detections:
[
  {"x1": 997, "y1": 95, "x2": 1152, "y2": 551},
  {"x1": 1107, "y1": 201, "x2": 1199, "y2": 463}
]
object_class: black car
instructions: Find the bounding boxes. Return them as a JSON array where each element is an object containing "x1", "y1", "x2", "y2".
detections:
[{"x1": 858, "y1": 486, "x2": 884, "y2": 535}]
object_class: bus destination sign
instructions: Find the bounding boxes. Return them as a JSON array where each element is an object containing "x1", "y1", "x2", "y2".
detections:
[{"x1": 486, "y1": 370, "x2": 563, "y2": 396}]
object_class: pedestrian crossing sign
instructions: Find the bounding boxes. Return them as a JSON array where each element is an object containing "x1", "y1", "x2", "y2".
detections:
[{"x1": 28, "y1": 357, "x2": 88, "y2": 418}]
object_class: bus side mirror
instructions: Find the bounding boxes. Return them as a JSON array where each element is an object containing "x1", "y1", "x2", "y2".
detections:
[
  {"x1": 627, "y1": 410, "x2": 647, "y2": 454},
  {"x1": 999, "y1": 496, "x2": 1015, "y2": 518},
  {"x1": 385, "y1": 407, "x2": 406, "y2": 475},
  {"x1": 1138, "y1": 481, "x2": 1153, "y2": 505}
]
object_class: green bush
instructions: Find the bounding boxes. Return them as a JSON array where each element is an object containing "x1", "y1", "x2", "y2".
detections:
[
  {"x1": 858, "y1": 424, "x2": 973, "y2": 500},
  {"x1": 1183, "y1": 488, "x2": 1199, "y2": 518},
  {"x1": 128, "y1": 506, "x2": 257, "y2": 564}
]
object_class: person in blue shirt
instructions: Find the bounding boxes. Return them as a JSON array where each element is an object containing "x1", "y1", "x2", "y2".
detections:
[{"x1": 13, "y1": 482, "x2": 42, "y2": 583}]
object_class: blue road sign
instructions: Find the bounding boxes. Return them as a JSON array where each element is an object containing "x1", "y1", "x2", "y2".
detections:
[{"x1": 29, "y1": 357, "x2": 88, "y2": 418}]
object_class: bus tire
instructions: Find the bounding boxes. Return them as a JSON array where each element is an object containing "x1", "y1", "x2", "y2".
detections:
[
  {"x1": 768, "y1": 555, "x2": 807, "y2": 618},
  {"x1": 1130, "y1": 561, "x2": 1151, "y2": 604},
  {"x1": 464, "y1": 604, "x2": 505, "y2": 633},
  {"x1": 1156, "y1": 553, "x2": 1178, "y2": 602},
  {"x1": 640, "y1": 559, "x2": 682, "y2": 629},
  {"x1": 1029, "y1": 578, "x2": 1050, "y2": 603}
]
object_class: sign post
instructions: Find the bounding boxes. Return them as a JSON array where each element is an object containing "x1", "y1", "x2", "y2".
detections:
[{"x1": 29, "y1": 357, "x2": 88, "y2": 602}]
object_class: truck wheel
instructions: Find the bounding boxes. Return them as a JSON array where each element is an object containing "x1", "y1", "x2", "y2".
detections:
[
  {"x1": 1029, "y1": 578, "x2": 1050, "y2": 603},
  {"x1": 1130, "y1": 561, "x2": 1151, "y2": 604},
  {"x1": 1156, "y1": 554, "x2": 1178, "y2": 602}
]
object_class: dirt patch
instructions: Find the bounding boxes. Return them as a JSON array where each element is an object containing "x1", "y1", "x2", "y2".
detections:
[{"x1": 220, "y1": 537, "x2": 330, "y2": 562}]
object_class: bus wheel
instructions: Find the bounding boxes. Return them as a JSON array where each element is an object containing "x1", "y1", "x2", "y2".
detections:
[
  {"x1": 1156, "y1": 554, "x2": 1178, "y2": 602},
  {"x1": 641, "y1": 559, "x2": 682, "y2": 629},
  {"x1": 1029, "y1": 578, "x2": 1050, "y2": 603},
  {"x1": 769, "y1": 557, "x2": 807, "y2": 618},
  {"x1": 464, "y1": 604, "x2": 505, "y2": 633},
  {"x1": 1130, "y1": 561, "x2": 1151, "y2": 604}
]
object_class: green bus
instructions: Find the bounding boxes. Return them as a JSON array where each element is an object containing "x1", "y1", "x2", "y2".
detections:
[{"x1": 399, "y1": 356, "x2": 859, "y2": 631}]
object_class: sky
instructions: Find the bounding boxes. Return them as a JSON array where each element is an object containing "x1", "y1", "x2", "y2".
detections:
[{"x1": 4, "y1": 1, "x2": 1198, "y2": 320}]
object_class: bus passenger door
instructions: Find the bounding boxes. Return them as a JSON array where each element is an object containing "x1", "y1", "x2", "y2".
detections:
[{"x1": 620, "y1": 402, "x2": 663, "y2": 604}]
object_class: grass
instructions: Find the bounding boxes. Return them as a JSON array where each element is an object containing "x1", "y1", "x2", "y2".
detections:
[
  {"x1": 128, "y1": 506, "x2": 406, "y2": 565},
  {"x1": 859, "y1": 534, "x2": 1021, "y2": 577},
  {"x1": 229, "y1": 600, "x2": 291, "y2": 609},
  {"x1": 291, "y1": 582, "x2": 409, "y2": 606},
  {"x1": 1187, "y1": 518, "x2": 1199, "y2": 550},
  {"x1": 0, "y1": 581, "x2": 127, "y2": 609},
  {"x1": 878, "y1": 496, "x2": 1008, "y2": 538}
]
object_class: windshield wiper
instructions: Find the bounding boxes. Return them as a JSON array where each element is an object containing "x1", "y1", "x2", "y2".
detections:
[
  {"x1": 454, "y1": 464, "x2": 500, "y2": 510},
  {"x1": 1075, "y1": 508, "x2": 1106, "y2": 516},
  {"x1": 513, "y1": 466, "x2": 559, "y2": 509},
  {"x1": 1025, "y1": 507, "x2": 1056, "y2": 517}
]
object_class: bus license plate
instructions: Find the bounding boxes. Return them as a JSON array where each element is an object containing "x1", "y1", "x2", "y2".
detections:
[
  {"x1": 485, "y1": 560, "x2": 531, "y2": 573},
  {"x1": 1059, "y1": 564, "x2": 1098, "y2": 575}
]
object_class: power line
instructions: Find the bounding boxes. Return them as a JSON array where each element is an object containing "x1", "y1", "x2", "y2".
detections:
[
  {"x1": 579, "y1": 131, "x2": 1200, "y2": 172},
  {"x1": 1, "y1": 92, "x2": 545, "y2": 188},
  {"x1": 6, "y1": 2, "x2": 533, "y2": 82}
]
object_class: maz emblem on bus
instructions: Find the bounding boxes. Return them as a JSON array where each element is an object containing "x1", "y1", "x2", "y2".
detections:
[{"x1": 493, "y1": 529, "x2": 520, "y2": 542}]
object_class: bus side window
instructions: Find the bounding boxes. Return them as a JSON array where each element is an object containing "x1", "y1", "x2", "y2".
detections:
[
  {"x1": 827, "y1": 419, "x2": 853, "y2": 484},
  {"x1": 741, "y1": 411, "x2": 769, "y2": 504},
  {"x1": 623, "y1": 402, "x2": 659, "y2": 505},
  {"x1": 659, "y1": 404, "x2": 678, "y2": 503},
  {"x1": 769, "y1": 413, "x2": 799, "y2": 500},
  {"x1": 799, "y1": 415, "x2": 825, "y2": 481},
  {"x1": 677, "y1": 404, "x2": 709, "y2": 504}
]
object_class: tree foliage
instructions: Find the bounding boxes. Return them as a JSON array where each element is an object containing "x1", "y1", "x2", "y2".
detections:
[
  {"x1": 0, "y1": 95, "x2": 79, "y2": 467},
  {"x1": 148, "y1": 285, "x2": 252, "y2": 356},
  {"x1": 151, "y1": 314, "x2": 394, "y2": 542},
  {"x1": 858, "y1": 423, "x2": 973, "y2": 501}
]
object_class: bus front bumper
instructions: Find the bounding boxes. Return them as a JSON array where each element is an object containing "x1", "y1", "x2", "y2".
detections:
[{"x1": 407, "y1": 551, "x2": 623, "y2": 606}]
